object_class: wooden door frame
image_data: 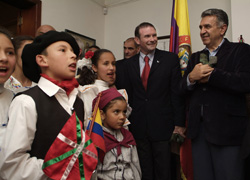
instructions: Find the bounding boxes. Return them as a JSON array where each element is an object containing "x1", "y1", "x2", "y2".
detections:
[
  {"x1": 0, "y1": 0, "x2": 40, "y2": 9},
  {"x1": 0, "y1": 0, "x2": 41, "y2": 37}
]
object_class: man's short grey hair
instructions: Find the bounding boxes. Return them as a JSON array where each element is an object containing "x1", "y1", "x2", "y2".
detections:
[
  {"x1": 201, "y1": 8, "x2": 229, "y2": 28},
  {"x1": 124, "y1": 37, "x2": 139, "y2": 48}
]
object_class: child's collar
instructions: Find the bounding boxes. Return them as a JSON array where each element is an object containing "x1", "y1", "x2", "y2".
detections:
[{"x1": 41, "y1": 74, "x2": 79, "y2": 96}]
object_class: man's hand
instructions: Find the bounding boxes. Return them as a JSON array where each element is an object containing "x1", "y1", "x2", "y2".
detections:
[
  {"x1": 189, "y1": 63, "x2": 214, "y2": 83},
  {"x1": 173, "y1": 126, "x2": 186, "y2": 138},
  {"x1": 199, "y1": 76, "x2": 210, "y2": 83}
]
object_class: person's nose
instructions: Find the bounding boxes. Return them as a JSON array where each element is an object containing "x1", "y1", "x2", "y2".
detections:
[
  {"x1": 200, "y1": 27, "x2": 206, "y2": 35},
  {"x1": 120, "y1": 112, "x2": 126, "y2": 120},
  {"x1": 109, "y1": 63, "x2": 115, "y2": 70},
  {"x1": 124, "y1": 48, "x2": 129, "y2": 54},
  {"x1": 0, "y1": 51, "x2": 8, "y2": 63},
  {"x1": 149, "y1": 36, "x2": 155, "y2": 42},
  {"x1": 70, "y1": 50, "x2": 77, "y2": 61}
]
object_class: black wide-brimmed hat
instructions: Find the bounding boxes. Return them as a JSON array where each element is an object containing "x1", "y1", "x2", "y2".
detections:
[{"x1": 22, "y1": 31, "x2": 80, "y2": 83}]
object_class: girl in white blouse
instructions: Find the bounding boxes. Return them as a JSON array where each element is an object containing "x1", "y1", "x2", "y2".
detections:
[
  {"x1": 0, "y1": 27, "x2": 16, "y2": 150},
  {"x1": 78, "y1": 49, "x2": 131, "y2": 129}
]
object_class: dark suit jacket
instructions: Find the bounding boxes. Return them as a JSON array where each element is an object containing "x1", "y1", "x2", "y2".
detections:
[
  {"x1": 117, "y1": 48, "x2": 185, "y2": 141},
  {"x1": 241, "y1": 54, "x2": 250, "y2": 158},
  {"x1": 181, "y1": 39, "x2": 250, "y2": 146},
  {"x1": 115, "y1": 58, "x2": 127, "y2": 90},
  {"x1": 241, "y1": 95, "x2": 250, "y2": 158},
  {"x1": 116, "y1": 54, "x2": 138, "y2": 90}
]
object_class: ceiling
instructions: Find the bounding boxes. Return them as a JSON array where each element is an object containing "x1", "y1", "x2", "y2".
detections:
[{"x1": 91, "y1": 0, "x2": 138, "y2": 7}]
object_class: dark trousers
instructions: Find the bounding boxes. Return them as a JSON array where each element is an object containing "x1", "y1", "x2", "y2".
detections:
[
  {"x1": 191, "y1": 123, "x2": 244, "y2": 180},
  {"x1": 244, "y1": 155, "x2": 250, "y2": 179},
  {"x1": 136, "y1": 138, "x2": 171, "y2": 180}
]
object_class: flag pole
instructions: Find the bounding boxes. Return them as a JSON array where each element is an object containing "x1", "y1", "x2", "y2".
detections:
[{"x1": 88, "y1": 92, "x2": 102, "y2": 137}]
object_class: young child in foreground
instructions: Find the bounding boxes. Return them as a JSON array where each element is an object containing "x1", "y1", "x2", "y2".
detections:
[
  {"x1": 0, "y1": 31, "x2": 84, "y2": 180},
  {"x1": 92, "y1": 88, "x2": 141, "y2": 180}
]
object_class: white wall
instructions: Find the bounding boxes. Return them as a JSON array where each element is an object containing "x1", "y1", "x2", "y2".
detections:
[
  {"x1": 105, "y1": 0, "x2": 232, "y2": 59},
  {"x1": 188, "y1": 0, "x2": 232, "y2": 53},
  {"x1": 41, "y1": 0, "x2": 105, "y2": 48},
  {"x1": 41, "y1": 0, "x2": 237, "y2": 60},
  {"x1": 231, "y1": 0, "x2": 250, "y2": 43},
  {"x1": 104, "y1": 0, "x2": 172, "y2": 59}
]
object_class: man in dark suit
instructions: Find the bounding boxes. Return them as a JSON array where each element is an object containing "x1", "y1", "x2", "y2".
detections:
[
  {"x1": 116, "y1": 37, "x2": 139, "y2": 89},
  {"x1": 181, "y1": 8, "x2": 250, "y2": 180},
  {"x1": 117, "y1": 22, "x2": 185, "y2": 180}
]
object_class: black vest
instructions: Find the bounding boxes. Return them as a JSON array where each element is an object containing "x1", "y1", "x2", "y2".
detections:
[{"x1": 18, "y1": 86, "x2": 84, "y2": 159}]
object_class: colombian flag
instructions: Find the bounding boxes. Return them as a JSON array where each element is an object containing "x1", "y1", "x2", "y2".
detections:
[
  {"x1": 42, "y1": 112, "x2": 98, "y2": 180},
  {"x1": 86, "y1": 99, "x2": 106, "y2": 161},
  {"x1": 170, "y1": 1, "x2": 193, "y2": 180},
  {"x1": 170, "y1": 0, "x2": 191, "y2": 75}
]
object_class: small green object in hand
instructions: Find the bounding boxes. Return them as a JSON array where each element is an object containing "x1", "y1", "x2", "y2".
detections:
[{"x1": 170, "y1": 133, "x2": 185, "y2": 144}]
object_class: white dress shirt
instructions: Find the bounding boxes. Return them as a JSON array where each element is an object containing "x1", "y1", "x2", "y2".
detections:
[{"x1": 139, "y1": 51, "x2": 155, "y2": 76}]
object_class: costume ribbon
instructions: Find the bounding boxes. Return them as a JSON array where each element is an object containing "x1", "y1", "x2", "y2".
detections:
[{"x1": 42, "y1": 112, "x2": 98, "y2": 180}]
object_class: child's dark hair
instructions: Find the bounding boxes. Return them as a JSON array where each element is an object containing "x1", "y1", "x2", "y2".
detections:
[
  {"x1": 88, "y1": 45, "x2": 100, "y2": 51},
  {"x1": 13, "y1": 35, "x2": 34, "y2": 54},
  {"x1": 77, "y1": 49, "x2": 114, "y2": 86},
  {"x1": 102, "y1": 96, "x2": 126, "y2": 113},
  {"x1": 0, "y1": 26, "x2": 14, "y2": 48}
]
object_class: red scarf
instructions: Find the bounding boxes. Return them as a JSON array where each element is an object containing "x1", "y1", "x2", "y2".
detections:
[
  {"x1": 41, "y1": 74, "x2": 79, "y2": 96},
  {"x1": 103, "y1": 128, "x2": 136, "y2": 157}
]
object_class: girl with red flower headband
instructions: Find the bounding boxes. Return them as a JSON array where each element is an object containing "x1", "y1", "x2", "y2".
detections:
[{"x1": 78, "y1": 49, "x2": 131, "y2": 129}]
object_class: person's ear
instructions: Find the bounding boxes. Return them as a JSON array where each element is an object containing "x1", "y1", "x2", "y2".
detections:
[
  {"x1": 136, "y1": 47, "x2": 140, "y2": 53},
  {"x1": 36, "y1": 54, "x2": 48, "y2": 68},
  {"x1": 134, "y1": 37, "x2": 140, "y2": 46},
  {"x1": 92, "y1": 64, "x2": 97, "y2": 73},
  {"x1": 220, "y1": 24, "x2": 227, "y2": 36},
  {"x1": 100, "y1": 110, "x2": 105, "y2": 121}
]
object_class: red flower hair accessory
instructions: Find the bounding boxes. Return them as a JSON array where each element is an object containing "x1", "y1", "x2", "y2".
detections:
[
  {"x1": 77, "y1": 51, "x2": 94, "y2": 70},
  {"x1": 85, "y1": 51, "x2": 94, "y2": 59}
]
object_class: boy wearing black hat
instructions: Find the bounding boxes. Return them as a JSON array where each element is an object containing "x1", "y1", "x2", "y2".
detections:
[{"x1": 0, "y1": 31, "x2": 85, "y2": 179}]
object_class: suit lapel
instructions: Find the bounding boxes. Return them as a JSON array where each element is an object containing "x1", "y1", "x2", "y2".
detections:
[
  {"x1": 216, "y1": 39, "x2": 231, "y2": 61},
  {"x1": 198, "y1": 39, "x2": 231, "y2": 67},
  {"x1": 131, "y1": 54, "x2": 141, "y2": 79},
  {"x1": 132, "y1": 54, "x2": 146, "y2": 91},
  {"x1": 149, "y1": 49, "x2": 162, "y2": 76}
]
